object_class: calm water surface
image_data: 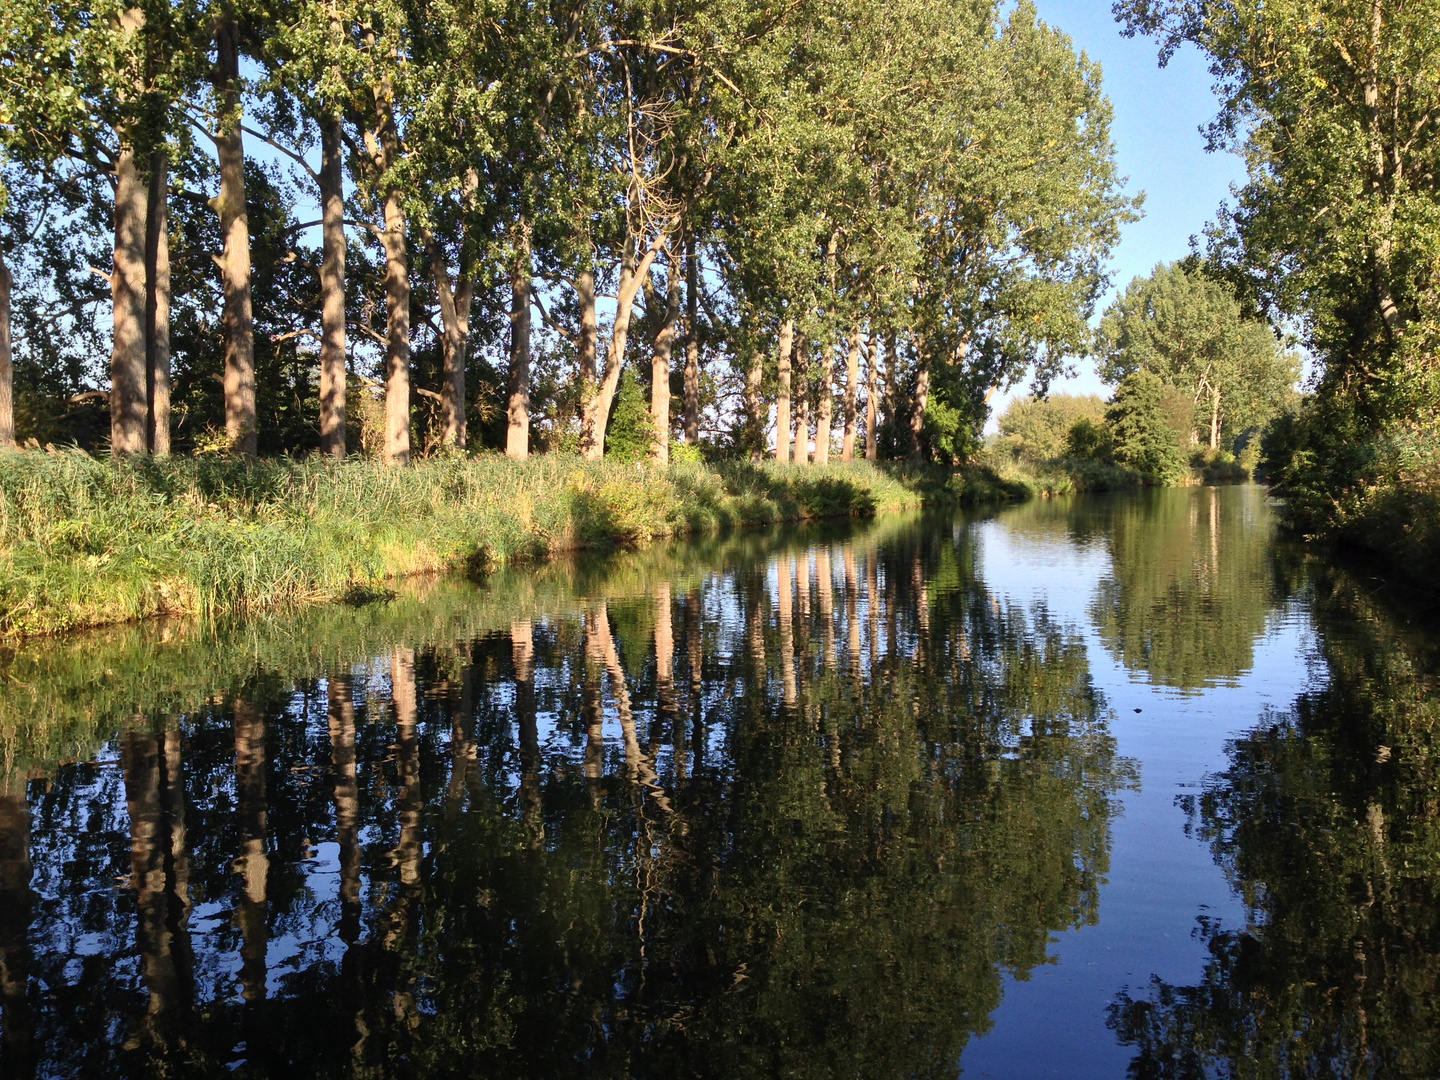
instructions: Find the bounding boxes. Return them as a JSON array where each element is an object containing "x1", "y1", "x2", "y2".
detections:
[{"x1": 2, "y1": 486, "x2": 1438, "y2": 1078}]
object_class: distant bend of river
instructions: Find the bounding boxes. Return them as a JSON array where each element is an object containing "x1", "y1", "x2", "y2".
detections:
[{"x1": 1, "y1": 484, "x2": 1437, "y2": 1079}]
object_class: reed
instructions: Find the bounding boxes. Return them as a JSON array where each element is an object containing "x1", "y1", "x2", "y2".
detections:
[{"x1": 0, "y1": 450, "x2": 1020, "y2": 639}]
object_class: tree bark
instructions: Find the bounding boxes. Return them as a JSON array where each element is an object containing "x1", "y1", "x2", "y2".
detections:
[
  {"x1": 318, "y1": 118, "x2": 347, "y2": 458},
  {"x1": 1209, "y1": 387, "x2": 1222, "y2": 450},
  {"x1": 814, "y1": 342, "x2": 832, "y2": 466},
  {"x1": 144, "y1": 151, "x2": 171, "y2": 455},
  {"x1": 683, "y1": 233, "x2": 700, "y2": 442},
  {"x1": 864, "y1": 329, "x2": 879, "y2": 462},
  {"x1": 580, "y1": 227, "x2": 669, "y2": 460},
  {"x1": 745, "y1": 348, "x2": 764, "y2": 462},
  {"x1": 0, "y1": 247, "x2": 12, "y2": 449},
  {"x1": 793, "y1": 335, "x2": 810, "y2": 464},
  {"x1": 111, "y1": 139, "x2": 150, "y2": 455},
  {"x1": 215, "y1": 15, "x2": 257, "y2": 456},
  {"x1": 650, "y1": 250, "x2": 680, "y2": 462},
  {"x1": 379, "y1": 134, "x2": 411, "y2": 466},
  {"x1": 505, "y1": 228, "x2": 532, "y2": 460},
  {"x1": 841, "y1": 327, "x2": 860, "y2": 461},
  {"x1": 775, "y1": 319, "x2": 793, "y2": 463}
]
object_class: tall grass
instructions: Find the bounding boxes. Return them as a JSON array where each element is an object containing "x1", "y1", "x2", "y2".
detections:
[{"x1": 0, "y1": 450, "x2": 1017, "y2": 639}]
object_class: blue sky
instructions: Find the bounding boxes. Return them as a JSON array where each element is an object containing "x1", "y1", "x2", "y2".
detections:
[{"x1": 989, "y1": 1, "x2": 1248, "y2": 419}]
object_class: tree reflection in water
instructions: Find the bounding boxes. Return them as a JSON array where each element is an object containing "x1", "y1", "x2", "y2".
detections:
[
  {"x1": 0, "y1": 518, "x2": 1134, "y2": 1079},
  {"x1": 1110, "y1": 560, "x2": 1440, "y2": 1079}
]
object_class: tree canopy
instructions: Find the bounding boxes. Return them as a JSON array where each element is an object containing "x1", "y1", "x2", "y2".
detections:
[{"x1": 0, "y1": 0, "x2": 1135, "y2": 464}]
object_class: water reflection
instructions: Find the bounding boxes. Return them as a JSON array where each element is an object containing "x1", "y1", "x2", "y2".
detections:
[
  {"x1": 0, "y1": 518, "x2": 1133, "y2": 1078},
  {"x1": 1084, "y1": 488, "x2": 1279, "y2": 694},
  {"x1": 1110, "y1": 557, "x2": 1440, "y2": 1079}
]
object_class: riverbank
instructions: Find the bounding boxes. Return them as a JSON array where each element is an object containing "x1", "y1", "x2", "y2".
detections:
[{"x1": 0, "y1": 450, "x2": 1024, "y2": 640}]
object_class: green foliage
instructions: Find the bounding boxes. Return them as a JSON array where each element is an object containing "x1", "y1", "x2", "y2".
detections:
[
  {"x1": 1105, "y1": 371, "x2": 1187, "y2": 485},
  {"x1": 1097, "y1": 262, "x2": 1299, "y2": 451},
  {"x1": 1065, "y1": 417, "x2": 1112, "y2": 463},
  {"x1": 997, "y1": 394, "x2": 1108, "y2": 464},
  {"x1": 602, "y1": 368, "x2": 654, "y2": 465}
]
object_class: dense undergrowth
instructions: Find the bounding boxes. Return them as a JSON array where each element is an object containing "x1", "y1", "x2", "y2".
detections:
[{"x1": 0, "y1": 450, "x2": 1022, "y2": 639}]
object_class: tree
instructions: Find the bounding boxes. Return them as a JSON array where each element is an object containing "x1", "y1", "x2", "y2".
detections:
[
  {"x1": 1097, "y1": 262, "x2": 1297, "y2": 451},
  {"x1": 996, "y1": 393, "x2": 1107, "y2": 464},
  {"x1": 1116, "y1": 0, "x2": 1440, "y2": 539},
  {"x1": 1106, "y1": 370, "x2": 1187, "y2": 484}
]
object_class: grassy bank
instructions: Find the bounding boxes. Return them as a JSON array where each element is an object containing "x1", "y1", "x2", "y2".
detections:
[{"x1": 0, "y1": 450, "x2": 1022, "y2": 639}]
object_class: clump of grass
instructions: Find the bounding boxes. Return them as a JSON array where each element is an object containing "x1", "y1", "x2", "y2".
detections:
[{"x1": 0, "y1": 450, "x2": 1007, "y2": 639}]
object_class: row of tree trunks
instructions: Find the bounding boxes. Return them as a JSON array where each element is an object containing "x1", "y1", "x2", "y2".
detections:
[
  {"x1": 814, "y1": 341, "x2": 832, "y2": 466},
  {"x1": 144, "y1": 152, "x2": 171, "y2": 456},
  {"x1": 793, "y1": 337, "x2": 810, "y2": 463},
  {"x1": 865, "y1": 329, "x2": 879, "y2": 461},
  {"x1": 111, "y1": 136, "x2": 150, "y2": 454},
  {"x1": 378, "y1": 134, "x2": 411, "y2": 467},
  {"x1": 580, "y1": 224, "x2": 669, "y2": 460}
]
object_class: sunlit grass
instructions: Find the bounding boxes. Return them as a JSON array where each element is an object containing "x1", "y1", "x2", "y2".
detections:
[{"x1": 0, "y1": 450, "x2": 1013, "y2": 639}]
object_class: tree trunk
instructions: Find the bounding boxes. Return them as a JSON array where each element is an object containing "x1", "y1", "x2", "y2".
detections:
[
  {"x1": 505, "y1": 229, "x2": 532, "y2": 460},
  {"x1": 111, "y1": 139, "x2": 149, "y2": 455},
  {"x1": 576, "y1": 267, "x2": 598, "y2": 422},
  {"x1": 775, "y1": 319, "x2": 793, "y2": 462},
  {"x1": 745, "y1": 348, "x2": 764, "y2": 463},
  {"x1": 0, "y1": 247, "x2": 12, "y2": 449},
  {"x1": 864, "y1": 329, "x2": 879, "y2": 462},
  {"x1": 814, "y1": 342, "x2": 832, "y2": 466},
  {"x1": 1209, "y1": 387, "x2": 1221, "y2": 450},
  {"x1": 793, "y1": 335, "x2": 810, "y2": 464},
  {"x1": 318, "y1": 118, "x2": 347, "y2": 458},
  {"x1": 683, "y1": 233, "x2": 700, "y2": 442},
  {"x1": 215, "y1": 16, "x2": 257, "y2": 456},
  {"x1": 580, "y1": 229, "x2": 668, "y2": 460},
  {"x1": 841, "y1": 326, "x2": 860, "y2": 461},
  {"x1": 909, "y1": 360, "x2": 929, "y2": 462},
  {"x1": 651, "y1": 251, "x2": 680, "y2": 462},
  {"x1": 145, "y1": 150, "x2": 171, "y2": 455},
  {"x1": 380, "y1": 149, "x2": 411, "y2": 466}
]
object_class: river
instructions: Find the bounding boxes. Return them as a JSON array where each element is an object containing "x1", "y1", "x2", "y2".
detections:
[{"x1": 1, "y1": 484, "x2": 1437, "y2": 1078}]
